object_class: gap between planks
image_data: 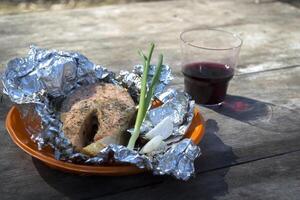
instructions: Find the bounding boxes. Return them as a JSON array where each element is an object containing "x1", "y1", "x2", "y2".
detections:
[{"x1": 236, "y1": 64, "x2": 300, "y2": 77}]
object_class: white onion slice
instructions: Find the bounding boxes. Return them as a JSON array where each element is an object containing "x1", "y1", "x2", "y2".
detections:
[
  {"x1": 145, "y1": 116, "x2": 173, "y2": 140},
  {"x1": 140, "y1": 135, "x2": 166, "y2": 154}
]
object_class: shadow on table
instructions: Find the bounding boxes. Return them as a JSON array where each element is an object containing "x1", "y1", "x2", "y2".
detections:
[
  {"x1": 206, "y1": 95, "x2": 300, "y2": 133},
  {"x1": 33, "y1": 119, "x2": 236, "y2": 200},
  {"x1": 190, "y1": 119, "x2": 238, "y2": 199},
  {"x1": 32, "y1": 158, "x2": 164, "y2": 199},
  {"x1": 196, "y1": 119, "x2": 238, "y2": 170},
  {"x1": 149, "y1": 119, "x2": 238, "y2": 200}
]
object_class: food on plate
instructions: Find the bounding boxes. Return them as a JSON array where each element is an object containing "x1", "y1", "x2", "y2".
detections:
[
  {"x1": 3, "y1": 44, "x2": 202, "y2": 180},
  {"x1": 60, "y1": 83, "x2": 136, "y2": 154},
  {"x1": 82, "y1": 134, "x2": 124, "y2": 156},
  {"x1": 140, "y1": 135, "x2": 166, "y2": 154},
  {"x1": 61, "y1": 43, "x2": 166, "y2": 155},
  {"x1": 144, "y1": 116, "x2": 173, "y2": 140}
]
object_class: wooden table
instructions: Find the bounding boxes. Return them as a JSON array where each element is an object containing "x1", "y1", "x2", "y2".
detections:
[{"x1": 0, "y1": 0, "x2": 300, "y2": 199}]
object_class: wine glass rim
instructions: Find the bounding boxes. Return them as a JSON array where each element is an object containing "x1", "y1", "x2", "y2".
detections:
[{"x1": 180, "y1": 28, "x2": 243, "y2": 51}]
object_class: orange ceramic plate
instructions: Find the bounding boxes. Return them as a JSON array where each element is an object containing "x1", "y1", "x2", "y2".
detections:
[{"x1": 5, "y1": 106, "x2": 205, "y2": 176}]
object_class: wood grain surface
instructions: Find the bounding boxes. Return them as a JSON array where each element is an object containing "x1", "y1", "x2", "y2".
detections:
[{"x1": 0, "y1": 0, "x2": 299, "y2": 199}]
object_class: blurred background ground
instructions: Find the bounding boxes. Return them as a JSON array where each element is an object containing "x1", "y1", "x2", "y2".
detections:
[
  {"x1": 1, "y1": 0, "x2": 299, "y2": 15},
  {"x1": 0, "y1": 0, "x2": 171, "y2": 14}
]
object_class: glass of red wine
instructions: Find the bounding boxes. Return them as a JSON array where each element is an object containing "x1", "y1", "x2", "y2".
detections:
[{"x1": 180, "y1": 28, "x2": 242, "y2": 105}]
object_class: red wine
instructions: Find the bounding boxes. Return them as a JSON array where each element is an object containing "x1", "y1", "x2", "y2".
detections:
[{"x1": 182, "y1": 62, "x2": 234, "y2": 104}]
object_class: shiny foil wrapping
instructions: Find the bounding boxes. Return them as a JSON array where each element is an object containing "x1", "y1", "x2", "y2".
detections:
[
  {"x1": 2, "y1": 46, "x2": 201, "y2": 180},
  {"x1": 116, "y1": 64, "x2": 172, "y2": 102}
]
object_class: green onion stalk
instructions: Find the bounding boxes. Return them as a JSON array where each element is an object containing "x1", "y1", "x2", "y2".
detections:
[{"x1": 127, "y1": 43, "x2": 163, "y2": 150}]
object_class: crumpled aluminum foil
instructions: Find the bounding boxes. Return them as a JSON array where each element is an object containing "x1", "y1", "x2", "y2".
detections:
[
  {"x1": 116, "y1": 64, "x2": 172, "y2": 102},
  {"x1": 132, "y1": 88, "x2": 196, "y2": 146},
  {"x1": 2, "y1": 46, "x2": 201, "y2": 180}
]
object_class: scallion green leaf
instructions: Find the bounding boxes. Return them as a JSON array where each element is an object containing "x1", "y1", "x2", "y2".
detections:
[{"x1": 127, "y1": 43, "x2": 163, "y2": 150}]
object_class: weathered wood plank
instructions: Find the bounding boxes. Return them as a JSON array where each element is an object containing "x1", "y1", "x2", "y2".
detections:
[
  {"x1": 0, "y1": 0, "x2": 300, "y2": 199},
  {"x1": 194, "y1": 66, "x2": 300, "y2": 172},
  {"x1": 0, "y1": 0, "x2": 299, "y2": 74},
  {"x1": 98, "y1": 150, "x2": 300, "y2": 200}
]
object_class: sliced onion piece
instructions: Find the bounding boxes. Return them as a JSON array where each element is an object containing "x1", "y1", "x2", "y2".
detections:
[
  {"x1": 140, "y1": 135, "x2": 166, "y2": 154},
  {"x1": 145, "y1": 116, "x2": 173, "y2": 140}
]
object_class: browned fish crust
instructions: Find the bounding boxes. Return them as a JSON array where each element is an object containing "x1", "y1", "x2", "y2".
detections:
[{"x1": 60, "y1": 83, "x2": 136, "y2": 152}]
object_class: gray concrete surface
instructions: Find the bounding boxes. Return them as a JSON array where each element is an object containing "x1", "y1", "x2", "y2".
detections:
[{"x1": 0, "y1": 0, "x2": 300, "y2": 199}]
